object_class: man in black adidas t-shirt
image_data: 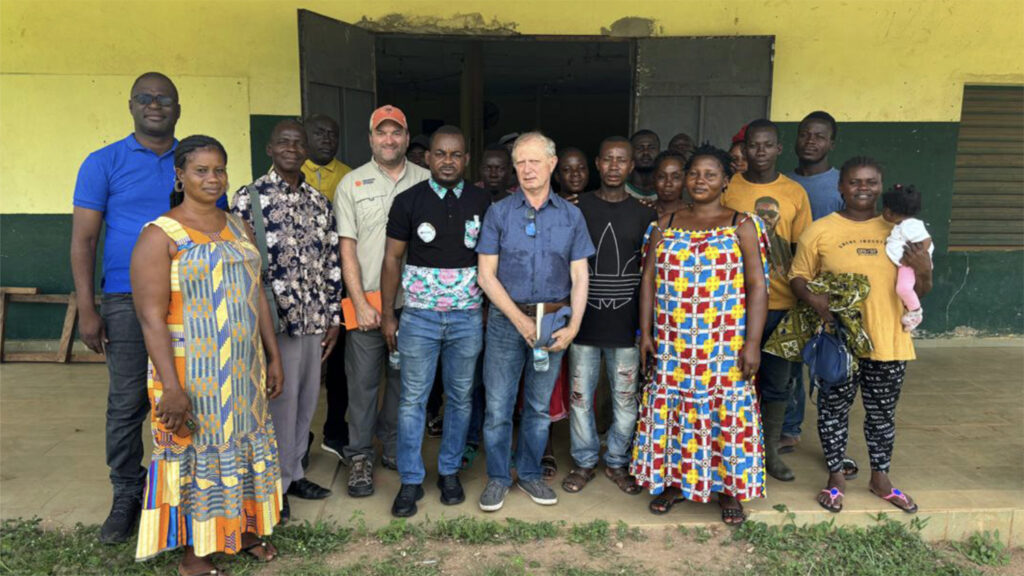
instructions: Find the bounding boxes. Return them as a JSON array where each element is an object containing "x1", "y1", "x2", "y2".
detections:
[
  {"x1": 380, "y1": 126, "x2": 491, "y2": 518},
  {"x1": 563, "y1": 136, "x2": 656, "y2": 495}
]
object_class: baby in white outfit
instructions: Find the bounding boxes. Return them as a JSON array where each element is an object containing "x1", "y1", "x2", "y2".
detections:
[{"x1": 882, "y1": 184, "x2": 933, "y2": 331}]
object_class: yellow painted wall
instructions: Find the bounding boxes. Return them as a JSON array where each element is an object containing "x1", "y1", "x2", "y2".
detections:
[
  {"x1": 0, "y1": 75, "x2": 251, "y2": 213},
  {"x1": 2, "y1": 0, "x2": 1022, "y2": 213}
]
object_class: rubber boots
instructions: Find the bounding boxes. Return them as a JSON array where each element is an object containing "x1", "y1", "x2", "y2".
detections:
[{"x1": 762, "y1": 401, "x2": 795, "y2": 482}]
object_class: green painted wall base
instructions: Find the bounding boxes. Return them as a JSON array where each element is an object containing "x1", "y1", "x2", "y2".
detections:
[
  {"x1": 2, "y1": 120, "x2": 1020, "y2": 340},
  {"x1": 777, "y1": 121, "x2": 1023, "y2": 336}
]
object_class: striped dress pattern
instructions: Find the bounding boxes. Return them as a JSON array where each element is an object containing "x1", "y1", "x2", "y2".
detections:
[
  {"x1": 630, "y1": 215, "x2": 770, "y2": 503},
  {"x1": 136, "y1": 215, "x2": 282, "y2": 561}
]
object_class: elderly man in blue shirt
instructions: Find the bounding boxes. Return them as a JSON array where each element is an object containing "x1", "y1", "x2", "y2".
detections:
[{"x1": 475, "y1": 132, "x2": 595, "y2": 512}]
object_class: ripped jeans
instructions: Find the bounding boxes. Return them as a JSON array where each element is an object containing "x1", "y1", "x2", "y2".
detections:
[{"x1": 567, "y1": 344, "x2": 640, "y2": 469}]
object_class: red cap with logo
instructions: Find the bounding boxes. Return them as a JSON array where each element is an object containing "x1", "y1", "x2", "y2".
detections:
[{"x1": 369, "y1": 105, "x2": 408, "y2": 130}]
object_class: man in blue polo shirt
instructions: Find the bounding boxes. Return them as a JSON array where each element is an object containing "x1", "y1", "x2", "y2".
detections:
[
  {"x1": 781, "y1": 110, "x2": 844, "y2": 456},
  {"x1": 475, "y1": 132, "x2": 595, "y2": 512},
  {"x1": 380, "y1": 125, "x2": 491, "y2": 518},
  {"x1": 70, "y1": 72, "x2": 226, "y2": 544}
]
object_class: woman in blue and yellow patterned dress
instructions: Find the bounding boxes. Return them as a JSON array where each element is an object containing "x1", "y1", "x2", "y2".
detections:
[
  {"x1": 130, "y1": 135, "x2": 284, "y2": 575},
  {"x1": 631, "y1": 144, "x2": 770, "y2": 525}
]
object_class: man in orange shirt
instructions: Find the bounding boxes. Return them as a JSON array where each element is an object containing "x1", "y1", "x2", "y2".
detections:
[{"x1": 721, "y1": 118, "x2": 812, "y2": 483}]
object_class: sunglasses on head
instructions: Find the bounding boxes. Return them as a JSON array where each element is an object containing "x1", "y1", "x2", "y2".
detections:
[
  {"x1": 132, "y1": 94, "x2": 176, "y2": 107},
  {"x1": 525, "y1": 208, "x2": 537, "y2": 238}
]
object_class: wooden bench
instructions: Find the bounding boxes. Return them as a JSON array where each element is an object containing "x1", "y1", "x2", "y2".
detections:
[{"x1": 0, "y1": 287, "x2": 105, "y2": 363}]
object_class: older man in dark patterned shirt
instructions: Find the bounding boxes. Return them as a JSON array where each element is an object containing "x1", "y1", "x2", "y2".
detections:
[{"x1": 230, "y1": 119, "x2": 342, "y2": 522}]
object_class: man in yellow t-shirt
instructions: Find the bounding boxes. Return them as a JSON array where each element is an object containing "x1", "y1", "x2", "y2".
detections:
[
  {"x1": 721, "y1": 118, "x2": 812, "y2": 483},
  {"x1": 301, "y1": 114, "x2": 352, "y2": 203}
]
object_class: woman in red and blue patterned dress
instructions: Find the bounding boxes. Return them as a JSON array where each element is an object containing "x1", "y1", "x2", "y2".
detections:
[{"x1": 631, "y1": 144, "x2": 770, "y2": 525}]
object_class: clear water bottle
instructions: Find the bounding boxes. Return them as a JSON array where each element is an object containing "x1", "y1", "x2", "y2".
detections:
[
  {"x1": 389, "y1": 331, "x2": 401, "y2": 370},
  {"x1": 532, "y1": 348, "x2": 549, "y2": 372}
]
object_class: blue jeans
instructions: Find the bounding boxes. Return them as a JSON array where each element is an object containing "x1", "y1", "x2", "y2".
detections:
[
  {"x1": 568, "y1": 344, "x2": 639, "y2": 469},
  {"x1": 101, "y1": 294, "x2": 150, "y2": 499},
  {"x1": 783, "y1": 369, "x2": 806, "y2": 438},
  {"x1": 483, "y1": 308, "x2": 565, "y2": 485},
  {"x1": 396, "y1": 307, "x2": 483, "y2": 484},
  {"x1": 759, "y1": 309, "x2": 800, "y2": 404}
]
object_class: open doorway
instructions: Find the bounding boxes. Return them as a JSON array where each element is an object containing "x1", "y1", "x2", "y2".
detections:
[
  {"x1": 298, "y1": 10, "x2": 773, "y2": 178},
  {"x1": 376, "y1": 36, "x2": 631, "y2": 170}
]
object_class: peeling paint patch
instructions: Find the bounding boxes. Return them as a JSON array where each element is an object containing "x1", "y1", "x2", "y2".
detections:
[
  {"x1": 355, "y1": 13, "x2": 518, "y2": 36},
  {"x1": 601, "y1": 17, "x2": 655, "y2": 37}
]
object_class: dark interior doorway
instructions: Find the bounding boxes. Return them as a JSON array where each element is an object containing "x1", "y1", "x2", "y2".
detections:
[
  {"x1": 298, "y1": 10, "x2": 773, "y2": 179},
  {"x1": 376, "y1": 37, "x2": 631, "y2": 170}
]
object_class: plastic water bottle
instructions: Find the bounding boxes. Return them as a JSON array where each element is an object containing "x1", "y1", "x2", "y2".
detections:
[
  {"x1": 389, "y1": 331, "x2": 401, "y2": 370},
  {"x1": 532, "y1": 348, "x2": 549, "y2": 372}
]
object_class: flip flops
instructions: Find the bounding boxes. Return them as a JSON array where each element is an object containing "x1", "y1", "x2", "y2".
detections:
[
  {"x1": 873, "y1": 487, "x2": 918, "y2": 514},
  {"x1": 817, "y1": 487, "x2": 844, "y2": 513}
]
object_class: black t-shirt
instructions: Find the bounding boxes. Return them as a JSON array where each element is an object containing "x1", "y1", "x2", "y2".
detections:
[
  {"x1": 575, "y1": 193, "x2": 657, "y2": 348},
  {"x1": 386, "y1": 180, "x2": 491, "y2": 268}
]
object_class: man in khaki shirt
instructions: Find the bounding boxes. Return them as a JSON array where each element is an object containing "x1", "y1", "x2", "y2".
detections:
[{"x1": 334, "y1": 105, "x2": 429, "y2": 498}]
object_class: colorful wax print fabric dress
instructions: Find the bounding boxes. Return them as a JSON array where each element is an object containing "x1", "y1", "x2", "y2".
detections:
[
  {"x1": 136, "y1": 215, "x2": 282, "y2": 561},
  {"x1": 630, "y1": 214, "x2": 770, "y2": 503}
]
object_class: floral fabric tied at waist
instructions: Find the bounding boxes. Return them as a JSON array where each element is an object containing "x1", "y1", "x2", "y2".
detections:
[{"x1": 763, "y1": 272, "x2": 874, "y2": 371}]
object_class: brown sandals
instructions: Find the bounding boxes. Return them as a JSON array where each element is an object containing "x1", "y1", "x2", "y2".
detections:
[
  {"x1": 561, "y1": 467, "x2": 595, "y2": 493},
  {"x1": 605, "y1": 466, "x2": 642, "y2": 495}
]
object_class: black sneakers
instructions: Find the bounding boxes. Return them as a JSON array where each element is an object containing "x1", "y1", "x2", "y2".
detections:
[
  {"x1": 391, "y1": 484, "x2": 424, "y2": 518},
  {"x1": 437, "y1": 474, "x2": 465, "y2": 505},
  {"x1": 99, "y1": 494, "x2": 141, "y2": 544}
]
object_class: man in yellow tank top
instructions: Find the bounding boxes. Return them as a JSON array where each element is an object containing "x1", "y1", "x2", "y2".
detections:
[{"x1": 721, "y1": 118, "x2": 812, "y2": 483}]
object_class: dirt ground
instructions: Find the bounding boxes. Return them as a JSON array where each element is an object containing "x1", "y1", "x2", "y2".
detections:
[{"x1": 258, "y1": 525, "x2": 1024, "y2": 576}]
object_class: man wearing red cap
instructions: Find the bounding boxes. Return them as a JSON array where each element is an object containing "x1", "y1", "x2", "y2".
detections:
[{"x1": 334, "y1": 105, "x2": 430, "y2": 498}]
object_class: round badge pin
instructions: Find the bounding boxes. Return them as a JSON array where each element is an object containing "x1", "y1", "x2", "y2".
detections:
[{"x1": 417, "y1": 222, "x2": 437, "y2": 243}]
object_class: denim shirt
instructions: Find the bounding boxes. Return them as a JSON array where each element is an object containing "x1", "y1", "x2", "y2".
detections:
[{"x1": 476, "y1": 190, "x2": 595, "y2": 303}]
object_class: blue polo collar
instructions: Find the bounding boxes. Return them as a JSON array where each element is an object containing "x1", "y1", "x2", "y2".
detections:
[{"x1": 125, "y1": 133, "x2": 177, "y2": 157}]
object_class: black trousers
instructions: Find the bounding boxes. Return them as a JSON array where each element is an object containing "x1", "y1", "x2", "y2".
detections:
[
  {"x1": 322, "y1": 325, "x2": 349, "y2": 444},
  {"x1": 817, "y1": 359, "x2": 907, "y2": 474}
]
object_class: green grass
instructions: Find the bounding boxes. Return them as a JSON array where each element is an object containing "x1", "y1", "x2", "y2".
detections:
[
  {"x1": 425, "y1": 516, "x2": 561, "y2": 544},
  {"x1": 952, "y1": 530, "x2": 1012, "y2": 567},
  {"x1": 273, "y1": 520, "x2": 351, "y2": 556},
  {"x1": 0, "y1": 513, "x2": 1011, "y2": 576},
  {"x1": 614, "y1": 520, "x2": 646, "y2": 542},
  {"x1": 567, "y1": 519, "x2": 610, "y2": 546},
  {"x1": 0, "y1": 517, "x2": 259, "y2": 576},
  {"x1": 375, "y1": 518, "x2": 424, "y2": 544},
  {"x1": 729, "y1": 513, "x2": 984, "y2": 576}
]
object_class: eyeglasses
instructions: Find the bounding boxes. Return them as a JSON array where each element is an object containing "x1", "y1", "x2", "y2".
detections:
[
  {"x1": 525, "y1": 208, "x2": 536, "y2": 238},
  {"x1": 132, "y1": 94, "x2": 176, "y2": 107}
]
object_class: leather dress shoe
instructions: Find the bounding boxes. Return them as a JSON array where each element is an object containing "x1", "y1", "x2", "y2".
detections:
[{"x1": 287, "y1": 477, "x2": 332, "y2": 500}]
